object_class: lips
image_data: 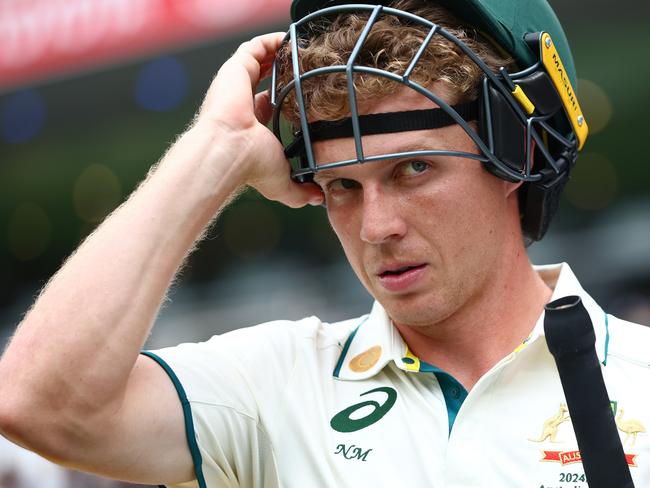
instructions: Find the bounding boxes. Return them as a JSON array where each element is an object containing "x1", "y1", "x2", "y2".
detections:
[
  {"x1": 376, "y1": 263, "x2": 428, "y2": 293},
  {"x1": 378, "y1": 263, "x2": 426, "y2": 277}
]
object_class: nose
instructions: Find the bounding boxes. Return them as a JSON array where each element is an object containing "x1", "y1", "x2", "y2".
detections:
[{"x1": 359, "y1": 185, "x2": 407, "y2": 244}]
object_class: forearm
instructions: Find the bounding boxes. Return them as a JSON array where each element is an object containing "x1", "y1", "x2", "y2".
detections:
[
  {"x1": 0, "y1": 33, "x2": 322, "y2": 472},
  {"x1": 0, "y1": 122, "x2": 246, "y2": 435}
]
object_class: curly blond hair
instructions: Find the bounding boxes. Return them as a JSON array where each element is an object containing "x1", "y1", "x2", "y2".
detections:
[{"x1": 275, "y1": 0, "x2": 514, "y2": 124}]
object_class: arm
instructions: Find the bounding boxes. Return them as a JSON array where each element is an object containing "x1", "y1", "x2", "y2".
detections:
[{"x1": 0, "y1": 33, "x2": 322, "y2": 485}]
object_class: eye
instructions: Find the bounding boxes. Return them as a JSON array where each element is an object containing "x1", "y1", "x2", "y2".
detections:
[
  {"x1": 328, "y1": 178, "x2": 360, "y2": 192},
  {"x1": 398, "y1": 160, "x2": 430, "y2": 177}
]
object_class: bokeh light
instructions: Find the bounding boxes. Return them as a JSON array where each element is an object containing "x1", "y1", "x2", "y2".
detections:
[
  {"x1": 1, "y1": 89, "x2": 46, "y2": 144},
  {"x1": 578, "y1": 79, "x2": 614, "y2": 135},
  {"x1": 73, "y1": 164, "x2": 122, "y2": 223},
  {"x1": 8, "y1": 202, "x2": 52, "y2": 261},
  {"x1": 134, "y1": 56, "x2": 188, "y2": 112},
  {"x1": 223, "y1": 201, "x2": 281, "y2": 259},
  {"x1": 565, "y1": 152, "x2": 619, "y2": 210}
]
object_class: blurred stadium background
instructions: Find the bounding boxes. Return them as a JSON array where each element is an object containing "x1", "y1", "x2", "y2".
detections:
[{"x1": 0, "y1": 0, "x2": 648, "y2": 486}]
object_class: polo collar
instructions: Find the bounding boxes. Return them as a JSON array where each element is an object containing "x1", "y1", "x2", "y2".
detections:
[
  {"x1": 525, "y1": 263, "x2": 610, "y2": 364},
  {"x1": 333, "y1": 301, "x2": 406, "y2": 380},
  {"x1": 333, "y1": 262, "x2": 610, "y2": 381}
]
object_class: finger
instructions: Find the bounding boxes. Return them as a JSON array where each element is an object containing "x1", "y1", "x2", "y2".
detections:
[
  {"x1": 208, "y1": 33, "x2": 286, "y2": 119},
  {"x1": 259, "y1": 61, "x2": 274, "y2": 81},
  {"x1": 235, "y1": 32, "x2": 286, "y2": 60},
  {"x1": 254, "y1": 90, "x2": 273, "y2": 125},
  {"x1": 230, "y1": 32, "x2": 286, "y2": 87},
  {"x1": 301, "y1": 182, "x2": 325, "y2": 206}
]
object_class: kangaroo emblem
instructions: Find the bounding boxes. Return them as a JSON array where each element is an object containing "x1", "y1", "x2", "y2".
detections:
[
  {"x1": 616, "y1": 408, "x2": 646, "y2": 447},
  {"x1": 529, "y1": 403, "x2": 571, "y2": 443}
]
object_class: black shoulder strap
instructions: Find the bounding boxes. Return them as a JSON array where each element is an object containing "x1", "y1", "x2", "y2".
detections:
[{"x1": 544, "y1": 296, "x2": 635, "y2": 488}]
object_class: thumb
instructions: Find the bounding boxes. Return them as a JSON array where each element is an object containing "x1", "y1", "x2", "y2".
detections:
[{"x1": 274, "y1": 180, "x2": 324, "y2": 209}]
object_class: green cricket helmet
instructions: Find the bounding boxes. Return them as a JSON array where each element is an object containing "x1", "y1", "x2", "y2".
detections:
[{"x1": 271, "y1": 0, "x2": 588, "y2": 242}]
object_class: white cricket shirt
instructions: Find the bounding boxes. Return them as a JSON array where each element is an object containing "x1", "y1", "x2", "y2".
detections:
[{"x1": 146, "y1": 263, "x2": 650, "y2": 487}]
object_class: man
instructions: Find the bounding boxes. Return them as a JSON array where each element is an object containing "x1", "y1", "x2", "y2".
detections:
[{"x1": 0, "y1": 0, "x2": 648, "y2": 487}]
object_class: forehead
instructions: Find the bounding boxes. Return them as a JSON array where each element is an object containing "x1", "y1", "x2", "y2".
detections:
[{"x1": 312, "y1": 86, "x2": 475, "y2": 169}]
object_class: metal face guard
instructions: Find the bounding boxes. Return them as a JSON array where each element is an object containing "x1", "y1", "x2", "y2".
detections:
[{"x1": 271, "y1": 4, "x2": 587, "y2": 184}]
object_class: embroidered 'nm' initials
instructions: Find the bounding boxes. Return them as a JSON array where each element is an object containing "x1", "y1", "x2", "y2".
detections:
[{"x1": 334, "y1": 444, "x2": 373, "y2": 461}]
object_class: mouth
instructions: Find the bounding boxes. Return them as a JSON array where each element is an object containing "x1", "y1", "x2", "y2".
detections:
[
  {"x1": 378, "y1": 263, "x2": 427, "y2": 277},
  {"x1": 376, "y1": 263, "x2": 428, "y2": 293}
]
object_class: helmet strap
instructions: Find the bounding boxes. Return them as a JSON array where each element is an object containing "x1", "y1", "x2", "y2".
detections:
[{"x1": 285, "y1": 100, "x2": 478, "y2": 159}]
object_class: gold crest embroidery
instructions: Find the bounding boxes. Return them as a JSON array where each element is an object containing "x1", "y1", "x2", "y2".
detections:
[
  {"x1": 349, "y1": 346, "x2": 382, "y2": 372},
  {"x1": 529, "y1": 403, "x2": 570, "y2": 443},
  {"x1": 529, "y1": 402, "x2": 643, "y2": 468},
  {"x1": 616, "y1": 408, "x2": 647, "y2": 447}
]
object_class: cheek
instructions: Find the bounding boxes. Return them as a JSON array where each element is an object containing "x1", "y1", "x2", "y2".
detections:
[
  {"x1": 445, "y1": 175, "x2": 510, "y2": 253},
  {"x1": 414, "y1": 170, "x2": 502, "y2": 242}
]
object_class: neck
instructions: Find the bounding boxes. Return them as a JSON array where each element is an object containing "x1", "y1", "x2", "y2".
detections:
[{"x1": 394, "y1": 239, "x2": 552, "y2": 392}]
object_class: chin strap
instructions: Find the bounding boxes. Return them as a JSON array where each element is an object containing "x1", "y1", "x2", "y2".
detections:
[{"x1": 285, "y1": 100, "x2": 478, "y2": 158}]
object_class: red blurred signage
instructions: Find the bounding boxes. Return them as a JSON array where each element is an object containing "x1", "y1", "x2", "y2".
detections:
[{"x1": 0, "y1": 0, "x2": 291, "y2": 91}]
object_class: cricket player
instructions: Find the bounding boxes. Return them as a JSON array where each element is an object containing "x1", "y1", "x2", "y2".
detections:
[{"x1": 1, "y1": 0, "x2": 648, "y2": 486}]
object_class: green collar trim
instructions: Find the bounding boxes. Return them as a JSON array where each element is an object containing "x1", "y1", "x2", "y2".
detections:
[
  {"x1": 333, "y1": 316, "x2": 369, "y2": 377},
  {"x1": 402, "y1": 355, "x2": 468, "y2": 434},
  {"x1": 602, "y1": 313, "x2": 610, "y2": 366}
]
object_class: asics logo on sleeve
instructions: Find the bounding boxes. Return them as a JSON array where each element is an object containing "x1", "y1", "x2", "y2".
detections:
[{"x1": 330, "y1": 387, "x2": 397, "y2": 433}]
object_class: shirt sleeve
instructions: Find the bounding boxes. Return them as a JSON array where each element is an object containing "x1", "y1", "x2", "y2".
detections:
[{"x1": 142, "y1": 317, "x2": 319, "y2": 488}]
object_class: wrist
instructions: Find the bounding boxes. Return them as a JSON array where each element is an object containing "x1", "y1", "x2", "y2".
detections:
[{"x1": 187, "y1": 119, "x2": 259, "y2": 189}]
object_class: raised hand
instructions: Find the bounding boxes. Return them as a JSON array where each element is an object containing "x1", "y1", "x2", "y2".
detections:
[{"x1": 196, "y1": 33, "x2": 323, "y2": 208}]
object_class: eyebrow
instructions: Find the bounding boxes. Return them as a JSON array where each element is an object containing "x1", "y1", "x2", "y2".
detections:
[
  {"x1": 384, "y1": 142, "x2": 444, "y2": 154},
  {"x1": 312, "y1": 169, "x2": 340, "y2": 183}
]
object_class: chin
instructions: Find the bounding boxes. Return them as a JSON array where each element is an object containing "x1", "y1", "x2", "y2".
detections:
[{"x1": 377, "y1": 290, "x2": 452, "y2": 328}]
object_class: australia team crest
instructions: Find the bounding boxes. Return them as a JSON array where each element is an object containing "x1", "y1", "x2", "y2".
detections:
[{"x1": 528, "y1": 402, "x2": 645, "y2": 468}]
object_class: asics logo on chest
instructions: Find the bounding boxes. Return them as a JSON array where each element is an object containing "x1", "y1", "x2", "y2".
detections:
[{"x1": 330, "y1": 387, "x2": 397, "y2": 433}]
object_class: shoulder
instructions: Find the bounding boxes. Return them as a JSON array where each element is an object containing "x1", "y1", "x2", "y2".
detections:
[
  {"x1": 154, "y1": 314, "x2": 363, "y2": 355},
  {"x1": 220, "y1": 314, "x2": 364, "y2": 347},
  {"x1": 196, "y1": 314, "x2": 366, "y2": 363},
  {"x1": 606, "y1": 314, "x2": 650, "y2": 369},
  {"x1": 146, "y1": 314, "x2": 366, "y2": 404}
]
